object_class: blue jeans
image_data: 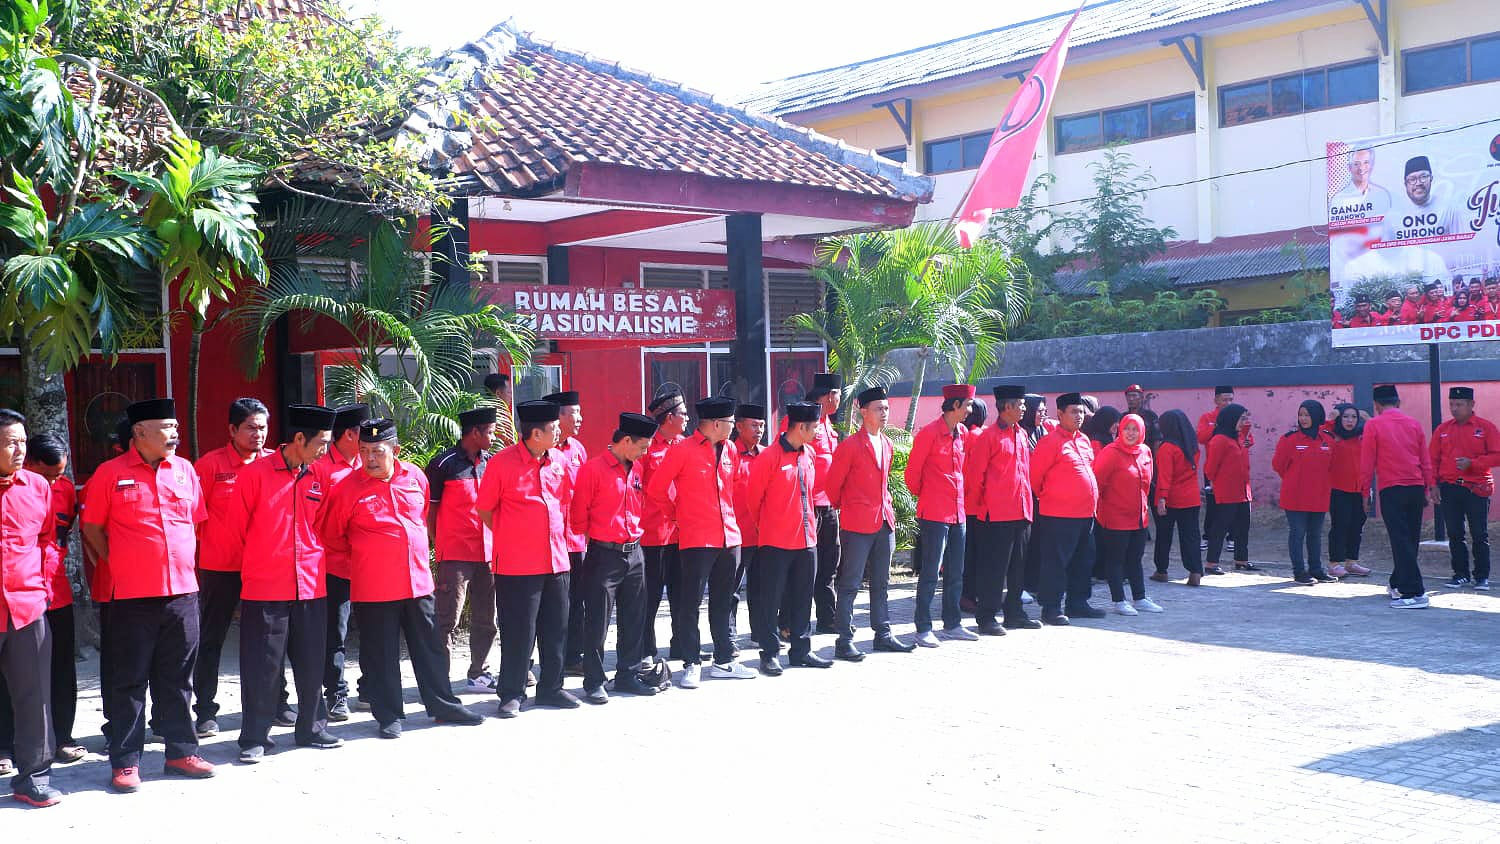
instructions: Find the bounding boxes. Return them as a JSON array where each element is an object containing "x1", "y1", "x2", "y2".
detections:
[
  {"x1": 915, "y1": 519, "x2": 965, "y2": 632},
  {"x1": 1286, "y1": 510, "x2": 1327, "y2": 578},
  {"x1": 836, "y1": 526, "x2": 894, "y2": 641}
]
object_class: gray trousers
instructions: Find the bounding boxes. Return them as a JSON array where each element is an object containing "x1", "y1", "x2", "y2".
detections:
[
  {"x1": 835, "y1": 525, "x2": 895, "y2": 642},
  {"x1": 0, "y1": 618, "x2": 51, "y2": 794}
]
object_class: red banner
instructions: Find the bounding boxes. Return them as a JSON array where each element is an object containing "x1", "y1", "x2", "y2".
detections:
[{"x1": 477, "y1": 284, "x2": 736, "y2": 343}]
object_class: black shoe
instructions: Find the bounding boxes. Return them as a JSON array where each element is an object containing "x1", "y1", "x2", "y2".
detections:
[
  {"x1": 1042, "y1": 613, "x2": 1071, "y2": 626},
  {"x1": 437, "y1": 707, "x2": 484, "y2": 726},
  {"x1": 759, "y1": 657, "x2": 784, "y2": 676},
  {"x1": 834, "y1": 641, "x2": 866, "y2": 662},
  {"x1": 563, "y1": 662, "x2": 586, "y2": 678},
  {"x1": 814, "y1": 622, "x2": 838, "y2": 635},
  {"x1": 872, "y1": 634, "x2": 916, "y2": 652},
  {"x1": 327, "y1": 699, "x2": 349, "y2": 722},
  {"x1": 535, "y1": 690, "x2": 581, "y2": 710},
  {"x1": 1293, "y1": 575, "x2": 1316, "y2": 586},
  {"x1": 237, "y1": 745, "x2": 265, "y2": 764},
  {"x1": 1003, "y1": 616, "x2": 1042, "y2": 630},
  {"x1": 977, "y1": 621, "x2": 1007, "y2": 636},
  {"x1": 1066, "y1": 604, "x2": 1107, "y2": 619},
  {"x1": 194, "y1": 718, "x2": 219, "y2": 738},
  {"x1": 613, "y1": 674, "x2": 660, "y2": 696},
  {"x1": 376, "y1": 721, "x2": 402, "y2": 739},
  {"x1": 296, "y1": 731, "x2": 344, "y2": 749},
  {"x1": 495, "y1": 699, "x2": 521, "y2": 719},
  {"x1": 581, "y1": 686, "x2": 609, "y2": 705},
  {"x1": 12, "y1": 782, "x2": 63, "y2": 808},
  {"x1": 273, "y1": 707, "x2": 297, "y2": 728},
  {"x1": 789, "y1": 653, "x2": 833, "y2": 669},
  {"x1": 1311, "y1": 571, "x2": 1338, "y2": 583}
]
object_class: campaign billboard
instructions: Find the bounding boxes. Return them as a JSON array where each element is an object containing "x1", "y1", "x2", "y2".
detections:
[{"x1": 1327, "y1": 124, "x2": 1500, "y2": 347}]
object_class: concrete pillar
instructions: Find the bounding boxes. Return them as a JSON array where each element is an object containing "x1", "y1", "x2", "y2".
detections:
[
  {"x1": 1194, "y1": 42, "x2": 1217, "y2": 245},
  {"x1": 726, "y1": 214, "x2": 768, "y2": 406},
  {"x1": 1379, "y1": 9, "x2": 1399, "y2": 134}
]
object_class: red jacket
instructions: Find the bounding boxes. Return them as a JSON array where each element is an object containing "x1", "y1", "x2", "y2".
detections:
[
  {"x1": 1093, "y1": 442, "x2": 1153, "y2": 530},
  {"x1": 1030, "y1": 428, "x2": 1098, "y2": 518},
  {"x1": 195, "y1": 444, "x2": 273, "y2": 572},
  {"x1": 964, "y1": 423, "x2": 1033, "y2": 523},
  {"x1": 1272, "y1": 430, "x2": 1334, "y2": 512},
  {"x1": 1328, "y1": 434, "x2": 1364, "y2": 494},
  {"x1": 747, "y1": 435, "x2": 817, "y2": 550},
  {"x1": 555, "y1": 436, "x2": 589, "y2": 554},
  {"x1": 315, "y1": 446, "x2": 362, "y2": 579},
  {"x1": 1205, "y1": 434, "x2": 1252, "y2": 504},
  {"x1": 1431, "y1": 414, "x2": 1500, "y2": 497},
  {"x1": 733, "y1": 444, "x2": 762, "y2": 547},
  {"x1": 476, "y1": 443, "x2": 572, "y2": 576},
  {"x1": 824, "y1": 429, "x2": 896, "y2": 534},
  {"x1": 43, "y1": 475, "x2": 76, "y2": 609},
  {"x1": 647, "y1": 431, "x2": 741, "y2": 549},
  {"x1": 569, "y1": 450, "x2": 644, "y2": 545},
  {"x1": 1197, "y1": 409, "x2": 1255, "y2": 449},
  {"x1": 640, "y1": 433, "x2": 684, "y2": 546},
  {"x1": 1359, "y1": 409, "x2": 1434, "y2": 492},
  {"x1": 0, "y1": 469, "x2": 53, "y2": 630},
  {"x1": 81, "y1": 449, "x2": 205, "y2": 601},
  {"x1": 1153, "y1": 442, "x2": 1199, "y2": 510},
  {"x1": 230, "y1": 451, "x2": 327, "y2": 602},
  {"x1": 316, "y1": 460, "x2": 434, "y2": 602},
  {"x1": 904, "y1": 418, "x2": 966, "y2": 524}
]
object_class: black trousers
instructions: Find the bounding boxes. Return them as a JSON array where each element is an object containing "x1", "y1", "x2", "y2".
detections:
[
  {"x1": 963, "y1": 515, "x2": 981, "y2": 603},
  {"x1": 0, "y1": 617, "x2": 51, "y2": 793},
  {"x1": 193, "y1": 569, "x2": 240, "y2": 722},
  {"x1": 564, "y1": 551, "x2": 587, "y2": 666},
  {"x1": 1022, "y1": 496, "x2": 1043, "y2": 593},
  {"x1": 730, "y1": 545, "x2": 754, "y2": 639},
  {"x1": 323, "y1": 574, "x2": 355, "y2": 707},
  {"x1": 581, "y1": 542, "x2": 645, "y2": 690},
  {"x1": 103, "y1": 593, "x2": 199, "y2": 768},
  {"x1": 753, "y1": 546, "x2": 814, "y2": 661},
  {"x1": 239, "y1": 598, "x2": 328, "y2": 749},
  {"x1": 0, "y1": 604, "x2": 75, "y2": 752},
  {"x1": 975, "y1": 519, "x2": 1030, "y2": 624},
  {"x1": 352, "y1": 595, "x2": 466, "y2": 726},
  {"x1": 1328, "y1": 490, "x2": 1367, "y2": 563},
  {"x1": 1036, "y1": 516, "x2": 1095, "y2": 615},
  {"x1": 740, "y1": 546, "x2": 759, "y2": 642},
  {"x1": 1098, "y1": 526, "x2": 1148, "y2": 602},
  {"x1": 1381, "y1": 485, "x2": 1427, "y2": 598},
  {"x1": 672, "y1": 546, "x2": 741, "y2": 665},
  {"x1": 812, "y1": 506, "x2": 841, "y2": 628},
  {"x1": 1202, "y1": 486, "x2": 1217, "y2": 537},
  {"x1": 641, "y1": 545, "x2": 678, "y2": 661},
  {"x1": 1440, "y1": 483, "x2": 1491, "y2": 581},
  {"x1": 495, "y1": 572, "x2": 569, "y2": 704},
  {"x1": 1153, "y1": 506, "x2": 1203, "y2": 575},
  {"x1": 1206, "y1": 501, "x2": 1250, "y2": 565}
]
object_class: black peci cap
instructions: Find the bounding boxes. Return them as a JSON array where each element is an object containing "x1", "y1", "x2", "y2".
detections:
[
  {"x1": 1056, "y1": 392, "x2": 1084, "y2": 410},
  {"x1": 785, "y1": 402, "x2": 820, "y2": 424},
  {"x1": 542, "y1": 391, "x2": 580, "y2": 406},
  {"x1": 618, "y1": 412, "x2": 659, "y2": 439},
  {"x1": 736, "y1": 403, "x2": 766, "y2": 421},
  {"x1": 1449, "y1": 386, "x2": 1475, "y2": 400},
  {"x1": 992, "y1": 384, "x2": 1025, "y2": 401},
  {"x1": 647, "y1": 391, "x2": 684, "y2": 413},
  {"x1": 333, "y1": 404, "x2": 370, "y2": 433},
  {"x1": 286, "y1": 404, "x2": 336, "y2": 431},
  {"x1": 695, "y1": 396, "x2": 736, "y2": 420},
  {"x1": 1373, "y1": 384, "x2": 1400, "y2": 403},
  {"x1": 458, "y1": 407, "x2": 498, "y2": 429},
  {"x1": 1405, "y1": 155, "x2": 1431, "y2": 177},
  {"x1": 857, "y1": 386, "x2": 888, "y2": 406},
  {"x1": 1214, "y1": 386, "x2": 1234, "y2": 396},
  {"x1": 359, "y1": 418, "x2": 398, "y2": 443},
  {"x1": 126, "y1": 398, "x2": 176, "y2": 424},
  {"x1": 517, "y1": 401, "x2": 561, "y2": 423}
]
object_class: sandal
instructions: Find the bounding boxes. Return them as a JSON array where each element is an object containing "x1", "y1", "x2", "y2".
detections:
[
  {"x1": 1328, "y1": 564, "x2": 1349, "y2": 578},
  {"x1": 1149, "y1": 571, "x2": 1170, "y2": 583},
  {"x1": 1345, "y1": 561, "x2": 1371, "y2": 576},
  {"x1": 1204, "y1": 566, "x2": 1228, "y2": 576},
  {"x1": 1234, "y1": 562, "x2": 1260, "y2": 571}
]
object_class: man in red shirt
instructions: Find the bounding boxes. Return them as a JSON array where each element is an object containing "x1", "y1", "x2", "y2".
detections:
[
  {"x1": 477, "y1": 401, "x2": 577, "y2": 718},
  {"x1": 639, "y1": 390, "x2": 688, "y2": 664},
  {"x1": 747, "y1": 402, "x2": 828, "y2": 674},
  {"x1": 192, "y1": 398, "x2": 274, "y2": 738},
  {"x1": 570, "y1": 412, "x2": 664, "y2": 702},
  {"x1": 805, "y1": 373, "x2": 842, "y2": 635},
  {"x1": 1359, "y1": 385, "x2": 1436, "y2": 607},
  {"x1": 966, "y1": 385, "x2": 1038, "y2": 633},
  {"x1": 1432, "y1": 386, "x2": 1499, "y2": 590},
  {"x1": 318, "y1": 403, "x2": 367, "y2": 720},
  {"x1": 825, "y1": 386, "x2": 912, "y2": 659},
  {"x1": 0, "y1": 410, "x2": 63, "y2": 807},
  {"x1": 426, "y1": 407, "x2": 499, "y2": 693},
  {"x1": 317, "y1": 418, "x2": 482, "y2": 737},
  {"x1": 905, "y1": 384, "x2": 979, "y2": 646},
  {"x1": 648, "y1": 396, "x2": 752, "y2": 687},
  {"x1": 731, "y1": 404, "x2": 767, "y2": 642},
  {"x1": 544, "y1": 391, "x2": 591, "y2": 676},
  {"x1": 228, "y1": 405, "x2": 343, "y2": 763},
  {"x1": 81, "y1": 399, "x2": 215, "y2": 792},
  {"x1": 1030, "y1": 392, "x2": 1103, "y2": 624},
  {"x1": 1345, "y1": 295, "x2": 1381, "y2": 328}
]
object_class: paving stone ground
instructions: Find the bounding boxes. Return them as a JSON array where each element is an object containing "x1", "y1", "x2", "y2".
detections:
[{"x1": 7, "y1": 534, "x2": 1500, "y2": 843}]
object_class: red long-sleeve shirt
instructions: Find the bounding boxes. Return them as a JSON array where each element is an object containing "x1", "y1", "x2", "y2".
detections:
[
  {"x1": 0, "y1": 470, "x2": 53, "y2": 630},
  {"x1": 1328, "y1": 435, "x2": 1364, "y2": 494},
  {"x1": 1153, "y1": 442, "x2": 1199, "y2": 510},
  {"x1": 476, "y1": 443, "x2": 572, "y2": 576},
  {"x1": 1030, "y1": 428, "x2": 1098, "y2": 518},
  {"x1": 646, "y1": 431, "x2": 741, "y2": 549},
  {"x1": 1359, "y1": 409, "x2": 1434, "y2": 492},
  {"x1": 82, "y1": 449, "x2": 206, "y2": 601},
  {"x1": 640, "y1": 433, "x2": 684, "y2": 547},
  {"x1": 316, "y1": 460, "x2": 434, "y2": 602},
  {"x1": 230, "y1": 451, "x2": 327, "y2": 602},
  {"x1": 823, "y1": 429, "x2": 896, "y2": 534},
  {"x1": 1204, "y1": 435, "x2": 1252, "y2": 504},
  {"x1": 904, "y1": 418, "x2": 966, "y2": 524},
  {"x1": 1196, "y1": 409, "x2": 1255, "y2": 448},
  {"x1": 1092, "y1": 443, "x2": 1152, "y2": 530},
  {"x1": 747, "y1": 435, "x2": 816, "y2": 551},
  {"x1": 556, "y1": 436, "x2": 589, "y2": 554},
  {"x1": 569, "y1": 450, "x2": 644, "y2": 545},
  {"x1": 316, "y1": 446, "x2": 362, "y2": 579},
  {"x1": 964, "y1": 423, "x2": 1033, "y2": 523},
  {"x1": 780, "y1": 414, "x2": 839, "y2": 507},
  {"x1": 1430, "y1": 414, "x2": 1500, "y2": 497},
  {"x1": 195, "y1": 444, "x2": 273, "y2": 572},
  {"x1": 733, "y1": 444, "x2": 761, "y2": 547},
  {"x1": 1272, "y1": 431, "x2": 1334, "y2": 513},
  {"x1": 43, "y1": 475, "x2": 76, "y2": 609}
]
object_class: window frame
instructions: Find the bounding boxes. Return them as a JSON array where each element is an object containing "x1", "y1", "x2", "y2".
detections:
[
  {"x1": 1218, "y1": 57, "x2": 1378, "y2": 128},
  {"x1": 1054, "y1": 92, "x2": 1197, "y2": 155},
  {"x1": 922, "y1": 129, "x2": 992, "y2": 174},
  {"x1": 876, "y1": 145, "x2": 908, "y2": 164},
  {"x1": 1402, "y1": 31, "x2": 1500, "y2": 95}
]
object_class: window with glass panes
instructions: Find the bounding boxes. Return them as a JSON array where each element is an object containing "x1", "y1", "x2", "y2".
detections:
[
  {"x1": 922, "y1": 130, "x2": 992, "y2": 173},
  {"x1": 1219, "y1": 59, "x2": 1377, "y2": 126},
  {"x1": 1403, "y1": 33, "x2": 1500, "y2": 93},
  {"x1": 1054, "y1": 93, "x2": 1195, "y2": 154}
]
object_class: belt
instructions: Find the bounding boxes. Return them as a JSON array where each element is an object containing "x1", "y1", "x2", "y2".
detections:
[{"x1": 591, "y1": 539, "x2": 641, "y2": 553}]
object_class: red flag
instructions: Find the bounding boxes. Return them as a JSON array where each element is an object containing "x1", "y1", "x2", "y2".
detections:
[{"x1": 955, "y1": 4, "x2": 1084, "y2": 248}]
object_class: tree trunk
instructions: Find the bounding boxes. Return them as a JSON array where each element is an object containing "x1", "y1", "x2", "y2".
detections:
[
  {"x1": 188, "y1": 321, "x2": 203, "y2": 457},
  {"x1": 904, "y1": 346, "x2": 931, "y2": 432}
]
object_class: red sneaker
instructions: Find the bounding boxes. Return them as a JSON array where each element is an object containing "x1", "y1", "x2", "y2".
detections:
[
  {"x1": 111, "y1": 766, "x2": 141, "y2": 793},
  {"x1": 164, "y1": 756, "x2": 215, "y2": 779}
]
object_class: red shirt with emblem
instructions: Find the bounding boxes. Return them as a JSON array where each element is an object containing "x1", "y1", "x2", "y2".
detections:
[
  {"x1": 646, "y1": 431, "x2": 741, "y2": 550},
  {"x1": 964, "y1": 423, "x2": 1033, "y2": 523},
  {"x1": 1030, "y1": 428, "x2": 1099, "y2": 518},
  {"x1": 824, "y1": 428, "x2": 897, "y2": 534},
  {"x1": 747, "y1": 435, "x2": 817, "y2": 551},
  {"x1": 555, "y1": 436, "x2": 589, "y2": 554},
  {"x1": 1272, "y1": 430, "x2": 1334, "y2": 512},
  {"x1": 195, "y1": 444, "x2": 273, "y2": 572},
  {"x1": 81, "y1": 449, "x2": 205, "y2": 600},
  {"x1": 315, "y1": 446, "x2": 362, "y2": 579},
  {"x1": 476, "y1": 443, "x2": 572, "y2": 576},
  {"x1": 569, "y1": 450, "x2": 644, "y2": 545},
  {"x1": 425, "y1": 444, "x2": 493, "y2": 564},
  {"x1": 0, "y1": 469, "x2": 53, "y2": 630},
  {"x1": 316, "y1": 460, "x2": 433, "y2": 602},
  {"x1": 1431, "y1": 414, "x2": 1500, "y2": 497},
  {"x1": 905, "y1": 418, "x2": 967, "y2": 524},
  {"x1": 42, "y1": 475, "x2": 77, "y2": 609},
  {"x1": 1093, "y1": 442, "x2": 1154, "y2": 530},
  {"x1": 1205, "y1": 434, "x2": 1253, "y2": 504},
  {"x1": 732, "y1": 443, "x2": 763, "y2": 547},
  {"x1": 230, "y1": 451, "x2": 328, "y2": 601},
  {"x1": 640, "y1": 433, "x2": 684, "y2": 547},
  {"x1": 1153, "y1": 441, "x2": 1200, "y2": 510}
]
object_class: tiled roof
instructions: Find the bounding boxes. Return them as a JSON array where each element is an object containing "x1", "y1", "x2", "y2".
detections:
[
  {"x1": 740, "y1": 0, "x2": 1287, "y2": 115},
  {"x1": 400, "y1": 23, "x2": 931, "y2": 202},
  {"x1": 1053, "y1": 226, "x2": 1329, "y2": 292}
]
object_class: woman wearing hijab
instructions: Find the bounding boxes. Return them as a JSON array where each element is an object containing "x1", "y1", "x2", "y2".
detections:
[
  {"x1": 1020, "y1": 394, "x2": 1052, "y2": 449},
  {"x1": 1152, "y1": 410, "x2": 1205, "y2": 585},
  {"x1": 1326, "y1": 403, "x2": 1372, "y2": 578},
  {"x1": 1273, "y1": 401, "x2": 1337, "y2": 585},
  {"x1": 1093, "y1": 415, "x2": 1163, "y2": 615},
  {"x1": 1081, "y1": 406, "x2": 1121, "y2": 452},
  {"x1": 1204, "y1": 403, "x2": 1253, "y2": 574}
]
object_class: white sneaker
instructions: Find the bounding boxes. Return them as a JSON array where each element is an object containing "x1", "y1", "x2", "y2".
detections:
[
  {"x1": 1390, "y1": 595, "x2": 1430, "y2": 609},
  {"x1": 708, "y1": 661, "x2": 756, "y2": 680},
  {"x1": 465, "y1": 672, "x2": 498, "y2": 692},
  {"x1": 1113, "y1": 600, "x2": 1139, "y2": 616},
  {"x1": 914, "y1": 630, "x2": 940, "y2": 648},
  {"x1": 1020, "y1": 591, "x2": 1035, "y2": 605},
  {"x1": 939, "y1": 626, "x2": 980, "y2": 641},
  {"x1": 1133, "y1": 597, "x2": 1165, "y2": 613},
  {"x1": 1387, "y1": 585, "x2": 1401, "y2": 599},
  {"x1": 679, "y1": 663, "x2": 702, "y2": 689}
]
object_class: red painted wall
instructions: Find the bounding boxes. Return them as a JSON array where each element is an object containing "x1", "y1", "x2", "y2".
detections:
[{"x1": 168, "y1": 296, "x2": 279, "y2": 461}]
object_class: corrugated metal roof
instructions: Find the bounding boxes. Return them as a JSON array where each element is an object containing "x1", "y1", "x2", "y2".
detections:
[
  {"x1": 1052, "y1": 226, "x2": 1329, "y2": 292},
  {"x1": 740, "y1": 0, "x2": 1289, "y2": 115}
]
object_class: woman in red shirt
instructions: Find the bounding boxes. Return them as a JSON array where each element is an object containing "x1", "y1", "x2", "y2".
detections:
[
  {"x1": 1446, "y1": 291, "x2": 1482, "y2": 322},
  {"x1": 1151, "y1": 410, "x2": 1205, "y2": 585},
  {"x1": 1272, "y1": 401, "x2": 1336, "y2": 585},
  {"x1": 1204, "y1": 404, "x2": 1253, "y2": 574},
  {"x1": 1094, "y1": 415, "x2": 1163, "y2": 615},
  {"x1": 1326, "y1": 403, "x2": 1372, "y2": 578}
]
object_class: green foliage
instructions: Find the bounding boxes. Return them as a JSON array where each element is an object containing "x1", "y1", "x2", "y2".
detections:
[
  {"x1": 1071, "y1": 147, "x2": 1177, "y2": 291},
  {"x1": 885, "y1": 426, "x2": 917, "y2": 551},
  {"x1": 1013, "y1": 282, "x2": 1224, "y2": 340},
  {"x1": 1236, "y1": 240, "x2": 1331, "y2": 326}
]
